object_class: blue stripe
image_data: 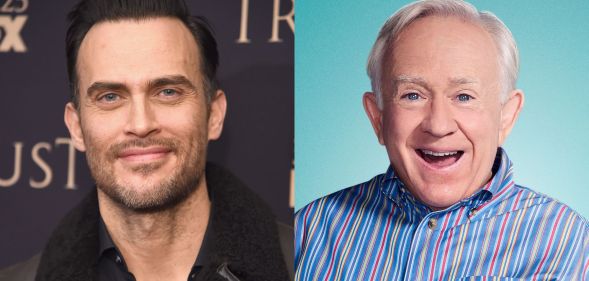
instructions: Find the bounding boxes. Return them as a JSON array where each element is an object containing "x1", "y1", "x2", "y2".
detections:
[{"x1": 295, "y1": 148, "x2": 589, "y2": 280}]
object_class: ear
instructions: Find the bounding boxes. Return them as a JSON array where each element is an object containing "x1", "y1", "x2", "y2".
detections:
[
  {"x1": 363, "y1": 92, "x2": 385, "y2": 145},
  {"x1": 64, "y1": 102, "x2": 87, "y2": 152},
  {"x1": 498, "y1": 89, "x2": 524, "y2": 145},
  {"x1": 208, "y1": 89, "x2": 227, "y2": 141}
]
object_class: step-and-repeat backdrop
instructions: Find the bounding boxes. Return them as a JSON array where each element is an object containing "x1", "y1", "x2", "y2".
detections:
[{"x1": 0, "y1": 0, "x2": 294, "y2": 267}]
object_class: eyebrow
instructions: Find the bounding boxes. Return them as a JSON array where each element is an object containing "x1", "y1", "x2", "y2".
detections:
[
  {"x1": 86, "y1": 81, "x2": 128, "y2": 97},
  {"x1": 392, "y1": 75, "x2": 480, "y2": 93},
  {"x1": 86, "y1": 75, "x2": 197, "y2": 97},
  {"x1": 146, "y1": 75, "x2": 197, "y2": 92},
  {"x1": 449, "y1": 77, "x2": 479, "y2": 85},
  {"x1": 392, "y1": 75, "x2": 431, "y2": 94},
  {"x1": 394, "y1": 75, "x2": 427, "y2": 86}
]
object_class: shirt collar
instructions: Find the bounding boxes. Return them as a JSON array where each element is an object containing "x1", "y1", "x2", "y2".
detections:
[
  {"x1": 379, "y1": 147, "x2": 515, "y2": 213},
  {"x1": 98, "y1": 217, "x2": 115, "y2": 257},
  {"x1": 97, "y1": 215, "x2": 212, "y2": 267},
  {"x1": 470, "y1": 147, "x2": 516, "y2": 213},
  {"x1": 380, "y1": 166, "x2": 431, "y2": 216},
  {"x1": 480, "y1": 147, "x2": 514, "y2": 196}
]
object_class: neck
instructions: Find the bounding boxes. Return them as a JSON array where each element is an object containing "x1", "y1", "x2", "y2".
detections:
[{"x1": 98, "y1": 178, "x2": 211, "y2": 281}]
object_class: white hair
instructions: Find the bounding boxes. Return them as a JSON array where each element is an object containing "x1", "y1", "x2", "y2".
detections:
[{"x1": 367, "y1": 0, "x2": 519, "y2": 108}]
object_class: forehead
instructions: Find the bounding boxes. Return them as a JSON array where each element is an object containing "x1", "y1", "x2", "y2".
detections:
[
  {"x1": 388, "y1": 16, "x2": 499, "y2": 83},
  {"x1": 77, "y1": 17, "x2": 201, "y2": 87}
]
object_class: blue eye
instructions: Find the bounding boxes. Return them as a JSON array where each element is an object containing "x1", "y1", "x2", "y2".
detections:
[
  {"x1": 403, "y1": 92, "x2": 420, "y2": 101},
  {"x1": 161, "y1": 89, "x2": 178, "y2": 96},
  {"x1": 457, "y1": 93, "x2": 473, "y2": 102},
  {"x1": 100, "y1": 93, "x2": 119, "y2": 102}
]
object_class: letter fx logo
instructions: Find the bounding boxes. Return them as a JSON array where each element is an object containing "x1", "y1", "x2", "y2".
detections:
[{"x1": 0, "y1": 15, "x2": 27, "y2": 52}]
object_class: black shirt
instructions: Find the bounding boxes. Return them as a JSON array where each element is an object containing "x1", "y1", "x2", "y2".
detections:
[{"x1": 97, "y1": 217, "x2": 211, "y2": 281}]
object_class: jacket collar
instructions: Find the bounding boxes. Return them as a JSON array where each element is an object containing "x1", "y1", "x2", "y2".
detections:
[{"x1": 35, "y1": 163, "x2": 289, "y2": 281}]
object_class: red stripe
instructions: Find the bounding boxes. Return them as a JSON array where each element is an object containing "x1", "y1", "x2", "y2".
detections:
[
  {"x1": 483, "y1": 180, "x2": 493, "y2": 190},
  {"x1": 532, "y1": 206, "x2": 566, "y2": 280},
  {"x1": 511, "y1": 191, "x2": 523, "y2": 211},
  {"x1": 429, "y1": 214, "x2": 451, "y2": 281},
  {"x1": 369, "y1": 206, "x2": 395, "y2": 281},
  {"x1": 489, "y1": 211, "x2": 510, "y2": 273},
  {"x1": 438, "y1": 207, "x2": 465, "y2": 279},
  {"x1": 301, "y1": 201, "x2": 313, "y2": 248},
  {"x1": 478, "y1": 181, "x2": 514, "y2": 211},
  {"x1": 323, "y1": 187, "x2": 365, "y2": 280},
  {"x1": 488, "y1": 190, "x2": 522, "y2": 273}
]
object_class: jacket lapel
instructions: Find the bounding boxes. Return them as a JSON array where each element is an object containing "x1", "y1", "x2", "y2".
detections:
[
  {"x1": 35, "y1": 163, "x2": 289, "y2": 281},
  {"x1": 36, "y1": 189, "x2": 100, "y2": 281}
]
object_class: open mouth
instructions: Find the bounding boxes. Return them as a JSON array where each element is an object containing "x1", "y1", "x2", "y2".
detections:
[{"x1": 416, "y1": 149, "x2": 464, "y2": 168}]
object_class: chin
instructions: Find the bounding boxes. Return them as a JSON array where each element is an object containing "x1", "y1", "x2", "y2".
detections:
[{"x1": 98, "y1": 168, "x2": 202, "y2": 212}]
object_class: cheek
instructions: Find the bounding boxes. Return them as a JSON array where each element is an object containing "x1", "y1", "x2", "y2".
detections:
[
  {"x1": 80, "y1": 114, "x2": 122, "y2": 146},
  {"x1": 382, "y1": 107, "x2": 423, "y2": 145},
  {"x1": 157, "y1": 106, "x2": 208, "y2": 137},
  {"x1": 455, "y1": 109, "x2": 501, "y2": 147}
]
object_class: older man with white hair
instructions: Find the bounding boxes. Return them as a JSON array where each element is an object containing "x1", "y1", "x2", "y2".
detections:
[{"x1": 295, "y1": 0, "x2": 589, "y2": 280}]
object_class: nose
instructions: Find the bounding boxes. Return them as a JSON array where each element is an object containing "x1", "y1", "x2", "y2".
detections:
[
  {"x1": 420, "y1": 98, "x2": 457, "y2": 137},
  {"x1": 124, "y1": 97, "x2": 160, "y2": 137}
]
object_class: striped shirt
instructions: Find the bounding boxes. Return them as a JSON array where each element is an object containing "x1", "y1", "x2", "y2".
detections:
[{"x1": 295, "y1": 149, "x2": 589, "y2": 280}]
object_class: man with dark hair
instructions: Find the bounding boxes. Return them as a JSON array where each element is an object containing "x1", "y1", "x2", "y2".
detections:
[{"x1": 0, "y1": 0, "x2": 291, "y2": 280}]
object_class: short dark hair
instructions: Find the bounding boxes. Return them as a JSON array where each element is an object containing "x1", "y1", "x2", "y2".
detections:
[{"x1": 66, "y1": 0, "x2": 219, "y2": 107}]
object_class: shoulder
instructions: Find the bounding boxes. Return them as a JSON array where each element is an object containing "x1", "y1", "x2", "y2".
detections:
[
  {"x1": 205, "y1": 163, "x2": 292, "y2": 280},
  {"x1": 294, "y1": 172, "x2": 393, "y2": 271},
  {"x1": 510, "y1": 184, "x2": 589, "y2": 229},
  {"x1": 276, "y1": 221, "x2": 294, "y2": 280},
  {"x1": 295, "y1": 172, "x2": 387, "y2": 240},
  {"x1": 490, "y1": 184, "x2": 589, "y2": 254},
  {"x1": 295, "y1": 173, "x2": 385, "y2": 224},
  {"x1": 206, "y1": 162, "x2": 276, "y2": 218},
  {"x1": 0, "y1": 254, "x2": 40, "y2": 281},
  {"x1": 508, "y1": 185, "x2": 589, "y2": 270}
]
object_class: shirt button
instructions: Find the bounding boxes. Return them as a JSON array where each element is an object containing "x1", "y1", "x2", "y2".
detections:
[
  {"x1": 469, "y1": 209, "x2": 478, "y2": 218},
  {"x1": 428, "y1": 218, "x2": 437, "y2": 229}
]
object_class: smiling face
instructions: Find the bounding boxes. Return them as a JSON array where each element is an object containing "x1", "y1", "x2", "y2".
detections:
[
  {"x1": 364, "y1": 16, "x2": 523, "y2": 210},
  {"x1": 64, "y1": 18, "x2": 226, "y2": 211}
]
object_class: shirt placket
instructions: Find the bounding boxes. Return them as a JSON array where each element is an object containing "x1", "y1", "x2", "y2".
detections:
[
  {"x1": 406, "y1": 195, "x2": 491, "y2": 281},
  {"x1": 404, "y1": 211, "x2": 439, "y2": 281}
]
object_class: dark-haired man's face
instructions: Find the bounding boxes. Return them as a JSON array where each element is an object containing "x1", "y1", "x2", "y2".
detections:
[{"x1": 64, "y1": 18, "x2": 226, "y2": 211}]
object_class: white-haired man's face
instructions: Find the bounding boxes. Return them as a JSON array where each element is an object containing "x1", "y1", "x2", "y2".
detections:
[{"x1": 364, "y1": 16, "x2": 524, "y2": 210}]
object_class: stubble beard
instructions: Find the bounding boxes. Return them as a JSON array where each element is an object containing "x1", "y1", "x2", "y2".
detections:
[{"x1": 86, "y1": 136, "x2": 206, "y2": 213}]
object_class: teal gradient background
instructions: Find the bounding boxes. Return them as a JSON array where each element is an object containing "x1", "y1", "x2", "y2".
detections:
[{"x1": 295, "y1": 0, "x2": 589, "y2": 219}]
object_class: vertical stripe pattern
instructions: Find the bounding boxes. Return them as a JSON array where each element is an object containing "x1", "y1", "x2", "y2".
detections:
[{"x1": 295, "y1": 149, "x2": 589, "y2": 280}]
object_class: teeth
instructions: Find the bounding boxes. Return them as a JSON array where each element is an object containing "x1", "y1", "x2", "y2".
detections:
[{"x1": 421, "y1": 149, "x2": 458, "y2": 157}]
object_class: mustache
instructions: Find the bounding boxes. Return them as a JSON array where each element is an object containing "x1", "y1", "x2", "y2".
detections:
[{"x1": 107, "y1": 138, "x2": 179, "y2": 160}]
